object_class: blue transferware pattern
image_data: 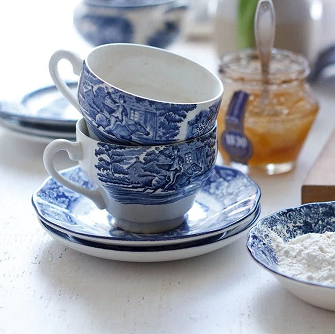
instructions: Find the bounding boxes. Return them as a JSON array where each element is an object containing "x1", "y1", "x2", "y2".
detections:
[
  {"x1": 247, "y1": 201, "x2": 335, "y2": 285},
  {"x1": 94, "y1": 125, "x2": 216, "y2": 205},
  {"x1": 146, "y1": 20, "x2": 180, "y2": 49},
  {"x1": 0, "y1": 83, "x2": 79, "y2": 126},
  {"x1": 32, "y1": 165, "x2": 261, "y2": 246},
  {"x1": 76, "y1": 15, "x2": 134, "y2": 46},
  {"x1": 74, "y1": 1, "x2": 187, "y2": 48},
  {"x1": 78, "y1": 62, "x2": 221, "y2": 144},
  {"x1": 76, "y1": 15, "x2": 180, "y2": 48}
]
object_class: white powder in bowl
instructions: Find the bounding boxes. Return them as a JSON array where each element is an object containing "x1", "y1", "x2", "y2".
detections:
[{"x1": 270, "y1": 231, "x2": 335, "y2": 285}]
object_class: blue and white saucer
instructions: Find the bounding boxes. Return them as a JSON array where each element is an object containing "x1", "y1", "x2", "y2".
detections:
[
  {"x1": 0, "y1": 83, "x2": 80, "y2": 143},
  {"x1": 0, "y1": 82, "x2": 79, "y2": 126},
  {"x1": 0, "y1": 116, "x2": 76, "y2": 142},
  {"x1": 32, "y1": 165, "x2": 261, "y2": 246},
  {"x1": 38, "y1": 207, "x2": 260, "y2": 262}
]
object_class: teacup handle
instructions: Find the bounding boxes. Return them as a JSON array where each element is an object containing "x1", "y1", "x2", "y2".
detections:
[
  {"x1": 43, "y1": 139, "x2": 106, "y2": 210},
  {"x1": 49, "y1": 50, "x2": 83, "y2": 111}
]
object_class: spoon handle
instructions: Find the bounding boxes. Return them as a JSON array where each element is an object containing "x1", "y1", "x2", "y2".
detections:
[{"x1": 254, "y1": 0, "x2": 276, "y2": 77}]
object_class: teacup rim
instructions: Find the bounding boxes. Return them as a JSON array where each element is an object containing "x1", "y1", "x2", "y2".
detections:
[
  {"x1": 84, "y1": 43, "x2": 224, "y2": 105},
  {"x1": 77, "y1": 117, "x2": 217, "y2": 147}
]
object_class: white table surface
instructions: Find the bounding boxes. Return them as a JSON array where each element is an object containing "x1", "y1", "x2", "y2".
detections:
[{"x1": 1, "y1": 1, "x2": 335, "y2": 333}]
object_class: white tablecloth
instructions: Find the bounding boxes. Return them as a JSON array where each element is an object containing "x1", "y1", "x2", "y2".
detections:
[{"x1": 1, "y1": 1, "x2": 335, "y2": 333}]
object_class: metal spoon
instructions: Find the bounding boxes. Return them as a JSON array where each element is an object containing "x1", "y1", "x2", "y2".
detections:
[{"x1": 254, "y1": 0, "x2": 276, "y2": 103}]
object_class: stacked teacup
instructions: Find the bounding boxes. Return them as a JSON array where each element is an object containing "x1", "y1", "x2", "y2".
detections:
[{"x1": 44, "y1": 44, "x2": 223, "y2": 234}]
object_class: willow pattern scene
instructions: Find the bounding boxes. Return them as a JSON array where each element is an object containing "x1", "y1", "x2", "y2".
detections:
[
  {"x1": 94, "y1": 129, "x2": 217, "y2": 204},
  {"x1": 78, "y1": 63, "x2": 221, "y2": 144}
]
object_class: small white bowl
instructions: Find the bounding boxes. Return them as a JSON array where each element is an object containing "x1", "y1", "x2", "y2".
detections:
[{"x1": 246, "y1": 201, "x2": 335, "y2": 311}]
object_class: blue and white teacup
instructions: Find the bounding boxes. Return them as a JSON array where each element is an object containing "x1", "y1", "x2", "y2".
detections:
[
  {"x1": 49, "y1": 43, "x2": 223, "y2": 145},
  {"x1": 73, "y1": 0, "x2": 189, "y2": 49},
  {"x1": 43, "y1": 118, "x2": 217, "y2": 233}
]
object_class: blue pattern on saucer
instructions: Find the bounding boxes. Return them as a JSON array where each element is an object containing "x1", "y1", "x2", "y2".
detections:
[
  {"x1": 32, "y1": 165, "x2": 261, "y2": 246},
  {"x1": 247, "y1": 201, "x2": 335, "y2": 287}
]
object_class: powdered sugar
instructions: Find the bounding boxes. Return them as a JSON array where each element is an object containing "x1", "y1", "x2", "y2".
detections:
[{"x1": 271, "y1": 231, "x2": 335, "y2": 286}]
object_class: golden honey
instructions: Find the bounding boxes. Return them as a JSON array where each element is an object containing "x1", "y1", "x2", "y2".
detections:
[{"x1": 218, "y1": 49, "x2": 319, "y2": 174}]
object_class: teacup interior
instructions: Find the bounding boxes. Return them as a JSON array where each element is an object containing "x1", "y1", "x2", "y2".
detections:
[{"x1": 86, "y1": 44, "x2": 223, "y2": 103}]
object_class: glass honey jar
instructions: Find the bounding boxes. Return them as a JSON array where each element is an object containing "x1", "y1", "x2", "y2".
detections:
[{"x1": 217, "y1": 48, "x2": 319, "y2": 175}]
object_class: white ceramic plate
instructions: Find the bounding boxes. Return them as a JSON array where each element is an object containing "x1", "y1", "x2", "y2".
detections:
[{"x1": 38, "y1": 209, "x2": 260, "y2": 262}]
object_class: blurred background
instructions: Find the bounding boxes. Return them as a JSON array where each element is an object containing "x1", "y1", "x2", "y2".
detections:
[
  {"x1": 0, "y1": 0, "x2": 88, "y2": 102},
  {"x1": 1, "y1": 0, "x2": 335, "y2": 103}
]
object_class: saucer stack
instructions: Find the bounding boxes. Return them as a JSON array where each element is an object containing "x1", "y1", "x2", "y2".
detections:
[
  {"x1": 32, "y1": 164, "x2": 261, "y2": 262},
  {"x1": 34, "y1": 44, "x2": 261, "y2": 261},
  {"x1": 0, "y1": 83, "x2": 79, "y2": 143},
  {"x1": 45, "y1": 44, "x2": 230, "y2": 235}
]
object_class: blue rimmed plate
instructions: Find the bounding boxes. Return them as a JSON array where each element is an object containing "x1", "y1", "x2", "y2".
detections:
[
  {"x1": 32, "y1": 164, "x2": 261, "y2": 246},
  {"x1": 38, "y1": 207, "x2": 260, "y2": 262},
  {"x1": 0, "y1": 82, "x2": 79, "y2": 127}
]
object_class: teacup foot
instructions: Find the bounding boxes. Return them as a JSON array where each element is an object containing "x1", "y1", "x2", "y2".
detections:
[
  {"x1": 113, "y1": 216, "x2": 185, "y2": 234},
  {"x1": 105, "y1": 191, "x2": 198, "y2": 234}
]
